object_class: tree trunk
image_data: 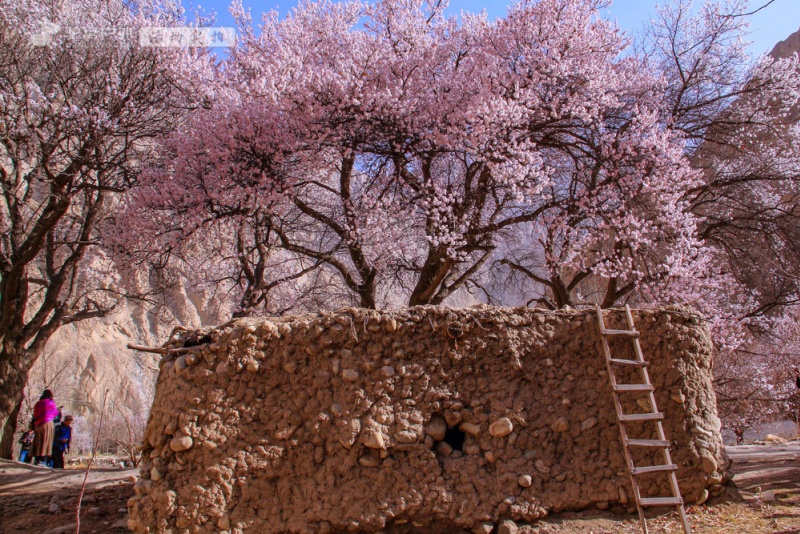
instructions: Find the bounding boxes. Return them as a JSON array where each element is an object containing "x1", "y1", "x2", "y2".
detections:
[
  {"x1": 0, "y1": 349, "x2": 30, "y2": 459},
  {"x1": 409, "y1": 251, "x2": 454, "y2": 307}
]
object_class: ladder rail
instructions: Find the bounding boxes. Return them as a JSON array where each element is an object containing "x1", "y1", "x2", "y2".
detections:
[
  {"x1": 623, "y1": 306, "x2": 691, "y2": 531},
  {"x1": 595, "y1": 305, "x2": 649, "y2": 531},
  {"x1": 596, "y1": 305, "x2": 693, "y2": 534}
]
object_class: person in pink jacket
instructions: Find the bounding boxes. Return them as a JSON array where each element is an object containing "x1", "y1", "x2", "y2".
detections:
[{"x1": 31, "y1": 389, "x2": 59, "y2": 466}]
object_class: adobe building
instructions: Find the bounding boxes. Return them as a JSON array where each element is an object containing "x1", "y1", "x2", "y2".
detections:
[{"x1": 128, "y1": 305, "x2": 726, "y2": 533}]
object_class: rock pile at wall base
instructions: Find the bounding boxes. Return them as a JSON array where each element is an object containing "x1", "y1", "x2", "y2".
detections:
[{"x1": 129, "y1": 305, "x2": 728, "y2": 533}]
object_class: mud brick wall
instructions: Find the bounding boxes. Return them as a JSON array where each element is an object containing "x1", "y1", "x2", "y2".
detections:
[{"x1": 128, "y1": 306, "x2": 727, "y2": 533}]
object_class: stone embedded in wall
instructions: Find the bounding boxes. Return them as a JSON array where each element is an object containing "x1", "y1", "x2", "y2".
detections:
[{"x1": 128, "y1": 305, "x2": 728, "y2": 533}]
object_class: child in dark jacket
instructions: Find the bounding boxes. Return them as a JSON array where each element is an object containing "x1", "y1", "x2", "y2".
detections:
[
  {"x1": 51, "y1": 415, "x2": 73, "y2": 469},
  {"x1": 18, "y1": 427, "x2": 34, "y2": 463}
]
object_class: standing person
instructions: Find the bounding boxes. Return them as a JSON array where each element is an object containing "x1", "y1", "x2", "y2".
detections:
[
  {"x1": 51, "y1": 415, "x2": 73, "y2": 469},
  {"x1": 31, "y1": 389, "x2": 59, "y2": 466},
  {"x1": 18, "y1": 425, "x2": 34, "y2": 463}
]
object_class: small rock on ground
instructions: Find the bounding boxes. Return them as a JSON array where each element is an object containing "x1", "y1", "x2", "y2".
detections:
[{"x1": 498, "y1": 518, "x2": 519, "y2": 534}]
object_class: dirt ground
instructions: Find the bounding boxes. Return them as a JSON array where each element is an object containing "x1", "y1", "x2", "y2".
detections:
[
  {"x1": 0, "y1": 460, "x2": 135, "y2": 534},
  {"x1": 0, "y1": 442, "x2": 798, "y2": 534}
]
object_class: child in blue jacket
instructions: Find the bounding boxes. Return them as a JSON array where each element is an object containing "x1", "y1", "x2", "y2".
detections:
[{"x1": 51, "y1": 415, "x2": 73, "y2": 469}]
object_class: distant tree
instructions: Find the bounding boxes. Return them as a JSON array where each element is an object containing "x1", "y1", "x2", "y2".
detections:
[
  {"x1": 70, "y1": 415, "x2": 94, "y2": 456},
  {"x1": 642, "y1": 0, "x2": 800, "y2": 321},
  {"x1": 100, "y1": 396, "x2": 150, "y2": 467},
  {"x1": 637, "y1": 0, "x2": 800, "y2": 425},
  {"x1": 714, "y1": 336, "x2": 800, "y2": 442}
]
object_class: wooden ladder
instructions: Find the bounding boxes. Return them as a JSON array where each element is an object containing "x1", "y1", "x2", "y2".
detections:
[{"x1": 595, "y1": 305, "x2": 692, "y2": 534}]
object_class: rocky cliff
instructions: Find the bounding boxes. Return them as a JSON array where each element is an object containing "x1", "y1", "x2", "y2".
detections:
[{"x1": 24, "y1": 284, "x2": 231, "y2": 422}]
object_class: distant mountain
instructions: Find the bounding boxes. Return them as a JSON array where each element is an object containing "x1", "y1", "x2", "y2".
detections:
[
  {"x1": 768, "y1": 27, "x2": 800, "y2": 122},
  {"x1": 769, "y1": 27, "x2": 800, "y2": 60}
]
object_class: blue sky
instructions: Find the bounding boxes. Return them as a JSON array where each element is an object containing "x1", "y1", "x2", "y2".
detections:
[{"x1": 192, "y1": 0, "x2": 800, "y2": 57}]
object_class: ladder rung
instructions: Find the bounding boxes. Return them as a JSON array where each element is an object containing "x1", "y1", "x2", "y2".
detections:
[
  {"x1": 613, "y1": 384, "x2": 654, "y2": 392},
  {"x1": 609, "y1": 358, "x2": 648, "y2": 367},
  {"x1": 626, "y1": 438, "x2": 671, "y2": 447},
  {"x1": 618, "y1": 412, "x2": 664, "y2": 422},
  {"x1": 631, "y1": 464, "x2": 678, "y2": 475},
  {"x1": 639, "y1": 497, "x2": 684, "y2": 507},
  {"x1": 602, "y1": 328, "x2": 640, "y2": 337}
]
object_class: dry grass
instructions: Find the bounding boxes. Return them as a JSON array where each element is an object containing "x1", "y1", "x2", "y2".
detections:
[
  {"x1": 526, "y1": 489, "x2": 800, "y2": 533},
  {"x1": 633, "y1": 501, "x2": 800, "y2": 534}
]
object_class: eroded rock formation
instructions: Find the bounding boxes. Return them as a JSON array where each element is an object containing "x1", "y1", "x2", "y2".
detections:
[
  {"x1": 23, "y1": 284, "x2": 230, "y2": 422},
  {"x1": 129, "y1": 305, "x2": 727, "y2": 533}
]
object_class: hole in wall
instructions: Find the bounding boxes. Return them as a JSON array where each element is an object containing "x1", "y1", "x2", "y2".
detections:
[
  {"x1": 183, "y1": 334, "x2": 212, "y2": 347},
  {"x1": 443, "y1": 426, "x2": 465, "y2": 452}
]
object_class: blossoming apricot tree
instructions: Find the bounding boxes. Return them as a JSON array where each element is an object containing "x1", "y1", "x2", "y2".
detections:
[{"x1": 128, "y1": 0, "x2": 717, "y2": 319}]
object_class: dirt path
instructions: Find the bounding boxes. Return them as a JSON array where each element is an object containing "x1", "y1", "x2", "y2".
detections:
[
  {"x1": 1, "y1": 443, "x2": 798, "y2": 533},
  {"x1": 727, "y1": 443, "x2": 800, "y2": 502},
  {"x1": 0, "y1": 461, "x2": 135, "y2": 534}
]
